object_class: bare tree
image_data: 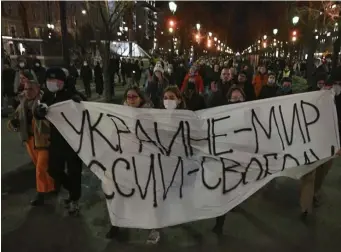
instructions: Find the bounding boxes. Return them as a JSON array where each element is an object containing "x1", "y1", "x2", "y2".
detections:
[{"x1": 91, "y1": 1, "x2": 133, "y2": 102}]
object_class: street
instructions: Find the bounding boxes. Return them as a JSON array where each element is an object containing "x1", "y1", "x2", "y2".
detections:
[{"x1": 2, "y1": 157, "x2": 341, "y2": 252}]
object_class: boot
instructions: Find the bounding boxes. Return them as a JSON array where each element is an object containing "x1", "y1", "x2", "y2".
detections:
[{"x1": 30, "y1": 193, "x2": 44, "y2": 206}]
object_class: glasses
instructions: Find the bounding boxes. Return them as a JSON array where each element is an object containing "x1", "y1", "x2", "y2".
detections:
[{"x1": 127, "y1": 95, "x2": 138, "y2": 100}]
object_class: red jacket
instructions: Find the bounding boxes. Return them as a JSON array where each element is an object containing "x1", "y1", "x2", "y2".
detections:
[{"x1": 180, "y1": 72, "x2": 204, "y2": 93}]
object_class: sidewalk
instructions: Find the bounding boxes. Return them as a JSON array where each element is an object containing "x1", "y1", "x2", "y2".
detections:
[{"x1": 1, "y1": 83, "x2": 125, "y2": 178}]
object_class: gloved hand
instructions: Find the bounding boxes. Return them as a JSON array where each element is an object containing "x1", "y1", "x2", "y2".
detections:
[
  {"x1": 71, "y1": 95, "x2": 82, "y2": 103},
  {"x1": 35, "y1": 101, "x2": 49, "y2": 119}
]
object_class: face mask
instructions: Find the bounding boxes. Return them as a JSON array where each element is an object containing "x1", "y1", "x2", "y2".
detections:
[
  {"x1": 35, "y1": 63, "x2": 40, "y2": 67},
  {"x1": 280, "y1": 86, "x2": 291, "y2": 94},
  {"x1": 164, "y1": 100, "x2": 178, "y2": 110},
  {"x1": 19, "y1": 62, "x2": 25, "y2": 68},
  {"x1": 268, "y1": 79, "x2": 275, "y2": 85},
  {"x1": 84, "y1": 62, "x2": 88, "y2": 66},
  {"x1": 46, "y1": 81, "x2": 60, "y2": 93}
]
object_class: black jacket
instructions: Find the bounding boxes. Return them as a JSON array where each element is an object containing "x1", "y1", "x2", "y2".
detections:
[
  {"x1": 35, "y1": 85, "x2": 86, "y2": 155},
  {"x1": 207, "y1": 80, "x2": 232, "y2": 108},
  {"x1": 184, "y1": 93, "x2": 206, "y2": 111},
  {"x1": 2, "y1": 67, "x2": 16, "y2": 97},
  {"x1": 237, "y1": 81, "x2": 256, "y2": 101},
  {"x1": 258, "y1": 85, "x2": 278, "y2": 100}
]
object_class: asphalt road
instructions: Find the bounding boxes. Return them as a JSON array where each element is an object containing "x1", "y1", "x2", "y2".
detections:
[{"x1": 2, "y1": 158, "x2": 341, "y2": 252}]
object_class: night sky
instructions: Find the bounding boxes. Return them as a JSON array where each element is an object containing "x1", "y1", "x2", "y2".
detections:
[{"x1": 156, "y1": 1, "x2": 288, "y2": 51}]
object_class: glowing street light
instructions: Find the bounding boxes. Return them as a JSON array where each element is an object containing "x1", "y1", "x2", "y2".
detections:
[
  {"x1": 214, "y1": 37, "x2": 217, "y2": 42},
  {"x1": 138, "y1": 25, "x2": 142, "y2": 29},
  {"x1": 292, "y1": 16, "x2": 299, "y2": 25},
  {"x1": 169, "y1": 20, "x2": 175, "y2": 27},
  {"x1": 196, "y1": 23, "x2": 201, "y2": 30},
  {"x1": 169, "y1": 27, "x2": 174, "y2": 33},
  {"x1": 208, "y1": 32, "x2": 212, "y2": 37},
  {"x1": 169, "y1": 1, "x2": 177, "y2": 14},
  {"x1": 263, "y1": 42, "x2": 267, "y2": 48},
  {"x1": 257, "y1": 40, "x2": 261, "y2": 44},
  {"x1": 263, "y1": 35, "x2": 267, "y2": 40},
  {"x1": 124, "y1": 27, "x2": 128, "y2": 32},
  {"x1": 273, "y1": 28, "x2": 278, "y2": 35},
  {"x1": 292, "y1": 36, "x2": 297, "y2": 42},
  {"x1": 82, "y1": 9, "x2": 87, "y2": 15}
]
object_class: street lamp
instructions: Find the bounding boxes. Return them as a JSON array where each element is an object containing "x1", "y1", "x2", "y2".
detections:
[
  {"x1": 292, "y1": 16, "x2": 299, "y2": 25},
  {"x1": 82, "y1": 9, "x2": 87, "y2": 15},
  {"x1": 169, "y1": 20, "x2": 175, "y2": 27},
  {"x1": 214, "y1": 37, "x2": 217, "y2": 42},
  {"x1": 292, "y1": 36, "x2": 297, "y2": 42},
  {"x1": 273, "y1": 28, "x2": 278, "y2": 35},
  {"x1": 169, "y1": 1, "x2": 177, "y2": 14},
  {"x1": 47, "y1": 24, "x2": 55, "y2": 29},
  {"x1": 169, "y1": 27, "x2": 174, "y2": 33},
  {"x1": 263, "y1": 35, "x2": 267, "y2": 40},
  {"x1": 196, "y1": 23, "x2": 201, "y2": 31},
  {"x1": 208, "y1": 32, "x2": 212, "y2": 37}
]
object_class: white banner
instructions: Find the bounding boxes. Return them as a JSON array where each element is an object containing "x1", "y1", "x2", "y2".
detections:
[{"x1": 46, "y1": 91, "x2": 340, "y2": 229}]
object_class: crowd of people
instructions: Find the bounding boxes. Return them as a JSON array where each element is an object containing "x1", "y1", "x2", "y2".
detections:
[{"x1": 3, "y1": 53, "x2": 341, "y2": 245}]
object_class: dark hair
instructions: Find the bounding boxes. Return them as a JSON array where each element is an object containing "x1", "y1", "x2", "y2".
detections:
[
  {"x1": 162, "y1": 85, "x2": 186, "y2": 109},
  {"x1": 226, "y1": 85, "x2": 246, "y2": 100},
  {"x1": 123, "y1": 85, "x2": 147, "y2": 107},
  {"x1": 281, "y1": 77, "x2": 292, "y2": 84},
  {"x1": 238, "y1": 71, "x2": 248, "y2": 78}
]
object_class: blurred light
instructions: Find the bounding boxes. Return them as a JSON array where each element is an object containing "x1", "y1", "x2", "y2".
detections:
[
  {"x1": 263, "y1": 42, "x2": 267, "y2": 48},
  {"x1": 332, "y1": 4, "x2": 336, "y2": 9},
  {"x1": 174, "y1": 38, "x2": 177, "y2": 41},
  {"x1": 161, "y1": 31, "x2": 164, "y2": 35},
  {"x1": 257, "y1": 40, "x2": 261, "y2": 44},
  {"x1": 292, "y1": 16, "x2": 299, "y2": 25},
  {"x1": 196, "y1": 23, "x2": 201, "y2": 30},
  {"x1": 138, "y1": 25, "x2": 142, "y2": 29},
  {"x1": 273, "y1": 42, "x2": 277, "y2": 46},
  {"x1": 124, "y1": 27, "x2": 128, "y2": 32},
  {"x1": 154, "y1": 38, "x2": 157, "y2": 41},
  {"x1": 169, "y1": 1, "x2": 177, "y2": 13},
  {"x1": 169, "y1": 27, "x2": 173, "y2": 33},
  {"x1": 292, "y1": 36, "x2": 297, "y2": 42},
  {"x1": 315, "y1": 35, "x2": 319, "y2": 39},
  {"x1": 263, "y1": 35, "x2": 267, "y2": 40},
  {"x1": 327, "y1": 32, "x2": 331, "y2": 37},
  {"x1": 119, "y1": 27, "x2": 123, "y2": 31},
  {"x1": 305, "y1": 54, "x2": 308, "y2": 60},
  {"x1": 214, "y1": 37, "x2": 217, "y2": 41},
  {"x1": 273, "y1": 28, "x2": 278, "y2": 35},
  {"x1": 292, "y1": 30, "x2": 297, "y2": 36},
  {"x1": 208, "y1": 32, "x2": 212, "y2": 37},
  {"x1": 82, "y1": 9, "x2": 87, "y2": 15},
  {"x1": 314, "y1": 29, "x2": 318, "y2": 33},
  {"x1": 117, "y1": 32, "x2": 122, "y2": 36},
  {"x1": 169, "y1": 20, "x2": 175, "y2": 27}
]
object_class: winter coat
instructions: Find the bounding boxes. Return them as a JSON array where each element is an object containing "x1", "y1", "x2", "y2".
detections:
[
  {"x1": 34, "y1": 83, "x2": 85, "y2": 155},
  {"x1": 236, "y1": 81, "x2": 256, "y2": 101},
  {"x1": 146, "y1": 75, "x2": 169, "y2": 108},
  {"x1": 207, "y1": 80, "x2": 232, "y2": 108},
  {"x1": 9, "y1": 91, "x2": 50, "y2": 149},
  {"x1": 184, "y1": 93, "x2": 206, "y2": 111},
  {"x1": 258, "y1": 85, "x2": 278, "y2": 100},
  {"x1": 80, "y1": 66, "x2": 93, "y2": 82},
  {"x1": 252, "y1": 73, "x2": 268, "y2": 98},
  {"x1": 180, "y1": 72, "x2": 204, "y2": 93}
]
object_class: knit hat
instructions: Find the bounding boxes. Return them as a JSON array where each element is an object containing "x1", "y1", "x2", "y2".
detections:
[
  {"x1": 153, "y1": 63, "x2": 164, "y2": 73},
  {"x1": 46, "y1": 67, "x2": 69, "y2": 83}
]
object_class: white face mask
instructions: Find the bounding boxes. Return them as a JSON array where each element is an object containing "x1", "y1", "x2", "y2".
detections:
[
  {"x1": 46, "y1": 81, "x2": 60, "y2": 93},
  {"x1": 19, "y1": 62, "x2": 25, "y2": 68},
  {"x1": 163, "y1": 100, "x2": 178, "y2": 110}
]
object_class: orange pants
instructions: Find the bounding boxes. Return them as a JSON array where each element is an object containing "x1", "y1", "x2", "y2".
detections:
[{"x1": 26, "y1": 137, "x2": 55, "y2": 193}]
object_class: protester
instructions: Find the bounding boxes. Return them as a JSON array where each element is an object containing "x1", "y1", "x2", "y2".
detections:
[
  {"x1": 180, "y1": 66, "x2": 204, "y2": 94},
  {"x1": 175, "y1": 63, "x2": 187, "y2": 88},
  {"x1": 252, "y1": 65, "x2": 268, "y2": 98},
  {"x1": 207, "y1": 68, "x2": 233, "y2": 107},
  {"x1": 276, "y1": 77, "x2": 293, "y2": 96},
  {"x1": 80, "y1": 60, "x2": 93, "y2": 98},
  {"x1": 278, "y1": 64, "x2": 292, "y2": 81},
  {"x1": 146, "y1": 85, "x2": 186, "y2": 245},
  {"x1": 67, "y1": 61, "x2": 79, "y2": 88},
  {"x1": 212, "y1": 85, "x2": 247, "y2": 236},
  {"x1": 183, "y1": 80, "x2": 206, "y2": 111},
  {"x1": 164, "y1": 64, "x2": 176, "y2": 85},
  {"x1": 34, "y1": 67, "x2": 85, "y2": 216},
  {"x1": 146, "y1": 63, "x2": 169, "y2": 108},
  {"x1": 236, "y1": 71, "x2": 256, "y2": 101},
  {"x1": 8, "y1": 70, "x2": 54, "y2": 206},
  {"x1": 258, "y1": 72, "x2": 278, "y2": 99},
  {"x1": 123, "y1": 85, "x2": 152, "y2": 108},
  {"x1": 94, "y1": 62, "x2": 104, "y2": 98}
]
